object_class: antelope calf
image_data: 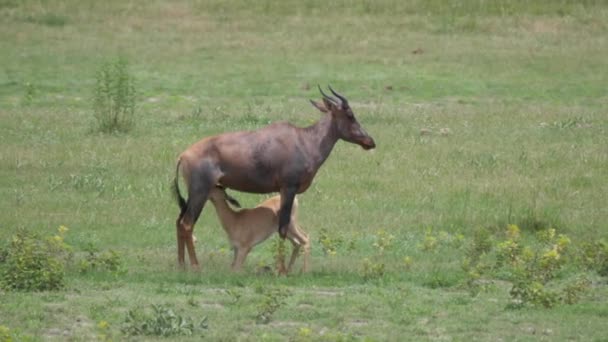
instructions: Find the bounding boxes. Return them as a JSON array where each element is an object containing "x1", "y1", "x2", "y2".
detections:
[{"x1": 207, "y1": 186, "x2": 310, "y2": 274}]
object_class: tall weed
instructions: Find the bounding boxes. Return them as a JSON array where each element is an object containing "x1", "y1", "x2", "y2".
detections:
[{"x1": 93, "y1": 57, "x2": 137, "y2": 133}]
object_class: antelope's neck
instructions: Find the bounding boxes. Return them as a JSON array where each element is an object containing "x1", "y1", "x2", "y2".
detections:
[{"x1": 305, "y1": 115, "x2": 339, "y2": 166}]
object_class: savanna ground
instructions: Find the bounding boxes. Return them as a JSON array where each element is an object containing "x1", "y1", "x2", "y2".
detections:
[{"x1": 1, "y1": 0, "x2": 608, "y2": 340}]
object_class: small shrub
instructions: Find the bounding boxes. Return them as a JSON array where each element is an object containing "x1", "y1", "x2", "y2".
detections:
[
  {"x1": 509, "y1": 280, "x2": 559, "y2": 309},
  {"x1": 578, "y1": 239, "x2": 608, "y2": 277},
  {"x1": 372, "y1": 229, "x2": 395, "y2": 253},
  {"x1": 495, "y1": 226, "x2": 586, "y2": 308},
  {"x1": 402, "y1": 256, "x2": 413, "y2": 270},
  {"x1": 462, "y1": 258, "x2": 493, "y2": 297},
  {"x1": 418, "y1": 227, "x2": 461, "y2": 252},
  {"x1": 317, "y1": 228, "x2": 343, "y2": 256},
  {"x1": 0, "y1": 226, "x2": 71, "y2": 291},
  {"x1": 0, "y1": 325, "x2": 14, "y2": 342},
  {"x1": 93, "y1": 57, "x2": 137, "y2": 133},
  {"x1": 465, "y1": 227, "x2": 493, "y2": 262},
  {"x1": 361, "y1": 257, "x2": 385, "y2": 281},
  {"x1": 79, "y1": 243, "x2": 124, "y2": 274},
  {"x1": 224, "y1": 288, "x2": 242, "y2": 304},
  {"x1": 255, "y1": 287, "x2": 291, "y2": 324},
  {"x1": 561, "y1": 276, "x2": 591, "y2": 305},
  {"x1": 423, "y1": 268, "x2": 460, "y2": 289},
  {"x1": 122, "y1": 304, "x2": 208, "y2": 337},
  {"x1": 271, "y1": 236, "x2": 287, "y2": 274},
  {"x1": 496, "y1": 238, "x2": 522, "y2": 268},
  {"x1": 96, "y1": 320, "x2": 113, "y2": 342},
  {"x1": 22, "y1": 82, "x2": 35, "y2": 105}
]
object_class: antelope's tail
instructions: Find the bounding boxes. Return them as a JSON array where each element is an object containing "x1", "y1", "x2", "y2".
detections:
[{"x1": 172, "y1": 159, "x2": 187, "y2": 214}]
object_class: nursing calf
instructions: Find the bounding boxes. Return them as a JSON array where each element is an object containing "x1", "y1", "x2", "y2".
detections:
[{"x1": 206, "y1": 186, "x2": 310, "y2": 273}]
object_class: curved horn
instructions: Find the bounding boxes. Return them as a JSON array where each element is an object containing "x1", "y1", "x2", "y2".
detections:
[
  {"x1": 318, "y1": 85, "x2": 338, "y2": 105},
  {"x1": 328, "y1": 85, "x2": 348, "y2": 105}
]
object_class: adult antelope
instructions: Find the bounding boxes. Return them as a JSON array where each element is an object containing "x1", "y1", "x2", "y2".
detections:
[{"x1": 173, "y1": 86, "x2": 375, "y2": 268}]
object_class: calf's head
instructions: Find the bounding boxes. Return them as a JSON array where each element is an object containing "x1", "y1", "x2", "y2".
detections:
[{"x1": 209, "y1": 185, "x2": 242, "y2": 208}]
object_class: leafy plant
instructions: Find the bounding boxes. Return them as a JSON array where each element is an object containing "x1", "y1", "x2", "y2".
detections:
[
  {"x1": 509, "y1": 279, "x2": 560, "y2": 309},
  {"x1": 93, "y1": 57, "x2": 137, "y2": 133},
  {"x1": 561, "y1": 276, "x2": 591, "y2": 305},
  {"x1": 255, "y1": 287, "x2": 291, "y2": 324},
  {"x1": 0, "y1": 325, "x2": 13, "y2": 342},
  {"x1": 361, "y1": 257, "x2": 385, "y2": 281},
  {"x1": 465, "y1": 227, "x2": 493, "y2": 263},
  {"x1": 271, "y1": 236, "x2": 287, "y2": 274},
  {"x1": 79, "y1": 243, "x2": 124, "y2": 274},
  {"x1": 402, "y1": 256, "x2": 413, "y2": 270},
  {"x1": 372, "y1": 229, "x2": 395, "y2": 253},
  {"x1": 0, "y1": 226, "x2": 72, "y2": 291},
  {"x1": 96, "y1": 320, "x2": 113, "y2": 342},
  {"x1": 495, "y1": 226, "x2": 584, "y2": 308},
  {"x1": 578, "y1": 239, "x2": 608, "y2": 277},
  {"x1": 317, "y1": 228, "x2": 343, "y2": 256},
  {"x1": 122, "y1": 304, "x2": 208, "y2": 337},
  {"x1": 224, "y1": 288, "x2": 242, "y2": 304},
  {"x1": 22, "y1": 82, "x2": 35, "y2": 105},
  {"x1": 419, "y1": 228, "x2": 439, "y2": 252}
]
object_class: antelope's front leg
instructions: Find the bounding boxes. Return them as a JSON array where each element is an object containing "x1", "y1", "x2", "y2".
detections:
[
  {"x1": 278, "y1": 186, "x2": 298, "y2": 239},
  {"x1": 279, "y1": 186, "x2": 298, "y2": 239}
]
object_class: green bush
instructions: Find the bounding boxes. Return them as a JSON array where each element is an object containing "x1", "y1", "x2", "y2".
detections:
[
  {"x1": 0, "y1": 226, "x2": 72, "y2": 291},
  {"x1": 361, "y1": 257, "x2": 386, "y2": 281},
  {"x1": 79, "y1": 243, "x2": 124, "y2": 274},
  {"x1": 93, "y1": 57, "x2": 137, "y2": 133},
  {"x1": 493, "y1": 226, "x2": 590, "y2": 308},
  {"x1": 578, "y1": 240, "x2": 608, "y2": 277},
  {"x1": 317, "y1": 228, "x2": 343, "y2": 256},
  {"x1": 122, "y1": 304, "x2": 208, "y2": 337},
  {"x1": 255, "y1": 287, "x2": 292, "y2": 324}
]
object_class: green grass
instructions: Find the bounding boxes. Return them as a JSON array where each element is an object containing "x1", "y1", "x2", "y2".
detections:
[{"x1": 1, "y1": 0, "x2": 608, "y2": 340}]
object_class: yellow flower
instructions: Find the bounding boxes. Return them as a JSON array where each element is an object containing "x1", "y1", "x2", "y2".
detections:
[
  {"x1": 403, "y1": 256, "x2": 413, "y2": 269},
  {"x1": 557, "y1": 234, "x2": 571, "y2": 252},
  {"x1": 298, "y1": 327, "x2": 312, "y2": 337},
  {"x1": 58, "y1": 225, "x2": 69, "y2": 234},
  {"x1": 506, "y1": 224, "x2": 520, "y2": 240},
  {"x1": 97, "y1": 320, "x2": 109, "y2": 330},
  {"x1": 542, "y1": 246, "x2": 560, "y2": 264}
]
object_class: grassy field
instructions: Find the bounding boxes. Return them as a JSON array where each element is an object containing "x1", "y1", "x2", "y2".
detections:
[{"x1": 1, "y1": 0, "x2": 608, "y2": 340}]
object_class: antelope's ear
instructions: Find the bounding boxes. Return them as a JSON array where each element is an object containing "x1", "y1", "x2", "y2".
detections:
[{"x1": 309, "y1": 99, "x2": 328, "y2": 113}]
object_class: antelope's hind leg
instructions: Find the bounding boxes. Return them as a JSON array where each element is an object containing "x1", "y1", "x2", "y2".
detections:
[
  {"x1": 178, "y1": 176, "x2": 213, "y2": 269},
  {"x1": 176, "y1": 216, "x2": 187, "y2": 268},
  {"x1": 232, "y1": 246, "x2": 252, "y2": 272}
]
